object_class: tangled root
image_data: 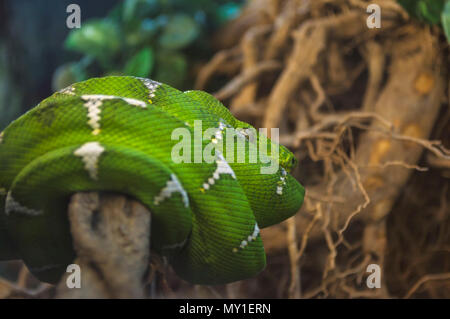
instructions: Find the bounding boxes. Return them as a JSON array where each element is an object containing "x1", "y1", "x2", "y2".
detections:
[{"x1": 189, "y1": 0, "x2": 450, "y2": 298}]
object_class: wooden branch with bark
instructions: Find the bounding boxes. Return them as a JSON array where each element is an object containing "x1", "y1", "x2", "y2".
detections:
[{"x1": 56, "y1": 193, "x2": 151, "y2": 299}]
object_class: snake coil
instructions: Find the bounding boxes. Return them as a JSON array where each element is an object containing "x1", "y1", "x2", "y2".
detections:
[{"x1": 0, "y1": 76, "x2": 304, "y2": 284}]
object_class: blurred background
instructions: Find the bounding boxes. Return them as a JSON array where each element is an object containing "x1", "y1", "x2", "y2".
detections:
[
  {"x1": 0, "y1": 0, "x2": 244, "y2": 130},
  {"x1": 0, "y1": 0, "x2": 449, "y2": 298}
]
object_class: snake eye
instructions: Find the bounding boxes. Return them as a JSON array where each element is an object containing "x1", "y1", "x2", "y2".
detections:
[{"x1": 290, "y1": 157, "x2": 297, "y2": 169}]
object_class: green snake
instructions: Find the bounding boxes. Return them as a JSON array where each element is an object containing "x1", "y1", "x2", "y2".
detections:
[{"x1": 0, "y1": 76, "x2": 304, "y2": 285}]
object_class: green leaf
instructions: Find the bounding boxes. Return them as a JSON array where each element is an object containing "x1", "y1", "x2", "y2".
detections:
[
  {"x1": 65, "y1": 19, "x2": 122, "y2": 61},
  {"x1": 442, "y1": 1, "x2": 450, "y2": 42},
  {"x1": 123, "y1": 47, "x2": 154, "y2": 78},
  {"x1": 123, "y1": 0, "x2": 160, "y2": 22},
  {"x1": 123, "y1": 0, "x2": 140, "y2": 23},
  {"x1": 125, "y1": 18, "x2": 164, "y2": 47},
  {"x1": 154, "y1": 51, "x2": 187, "y2": 88},
  {"x1": 417, "y1": 0, "x2": 444, "y2": 24},
  {"x1": 216, "y1": 3, "x2": 242, "y2": 25},
  {"x1": 398, "y1": 0, "x2": 446, "y2": 24},
  {"x1": 158, "y1": 14, "x2": 200, "y2": 50}
]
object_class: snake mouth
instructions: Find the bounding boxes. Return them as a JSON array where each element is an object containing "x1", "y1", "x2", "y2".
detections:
[
  {"x1": 177, "y1": 228, "x2": 192, "y2": 254},
  {"x1": 162, "y1": 228, "x2": 192, "y2": 259}
]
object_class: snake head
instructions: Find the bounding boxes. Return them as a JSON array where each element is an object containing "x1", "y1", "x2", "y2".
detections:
[{"x1": 277, "y1": 144, "x2": 298, "y2": 173}]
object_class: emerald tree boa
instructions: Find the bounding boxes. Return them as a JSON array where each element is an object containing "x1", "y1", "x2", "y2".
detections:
[{"x1": 0, "y1": 76, "x2": 304, "y2": 284}]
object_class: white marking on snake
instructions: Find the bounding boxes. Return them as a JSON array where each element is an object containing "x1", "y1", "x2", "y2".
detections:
[
  {"x1": 233, "y1": 223, "x2": 260, "y2": 252},
  {"x1": 215, "y1": 122, "x2": 227, "y2": 141},
  {"x1": 137, "y1": 77, "x2": 161, "y2": 99},
  {"x1": 203, "y1": 151, "x2": 236, "y2": 191},
  {"x1": 235, "y1": 129, "x2": 247, "y2": 140},
  {"x1": 213, "y1": 121, "x2": 246, "y2": 145},
  {"x1": 276, "y1": 168, "x2": 287, "y2": 195},
  {"x1": 82, "y1": 95, "x2": 147, "y2": 108},
  {"x1": 161, "y1": 238, "x2": 188, "y2": 251},
  {"x1": 0, "y1": 132, "x2": 3, "y2": 144},
  {"x1": 154, "y1": 174, "x2": 189, "y2": 207},
  {"x1": 214, "y1": 152, "x2": 236, "y2": 179},
  {"x1": 59, "y1": 85, "x2": 75, "y2": 95},
  {"x1": 239, "y1": 128, "x2": 251, "y2": 140},
  {"x1": 5, "y1": 192, "x2": 42, "y2": 216},
  {"x1": 74, "y1": 142, "x2": 105, "y2": 180},
  {"x1": 81, "y1": 95, "x2": 147, "y2": 134},
  {"x1": 211, "y1": 121, "x2": 227, "y2": 144},
  {"x1": 81, "y1": 96, "x2": 103, "y2": 133},
  {"x1": 122, "y1": 97, "x2": 147, "y2": 107}
]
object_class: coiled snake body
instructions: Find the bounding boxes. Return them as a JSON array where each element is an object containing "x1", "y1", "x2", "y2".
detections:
[{"x1": 0, "y1": 76, "x2": 304, "y2": 284}]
